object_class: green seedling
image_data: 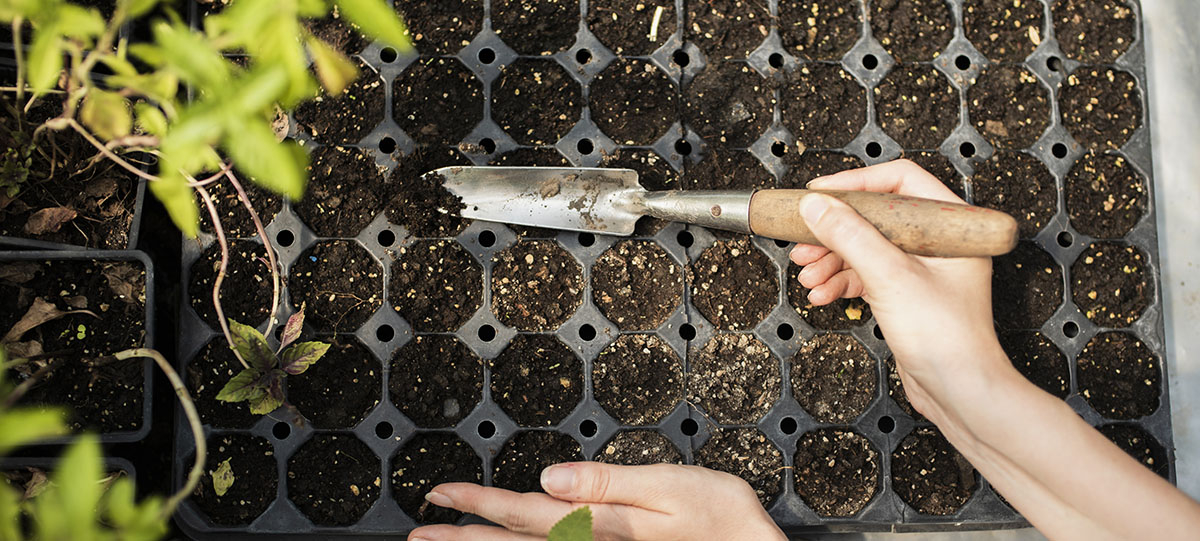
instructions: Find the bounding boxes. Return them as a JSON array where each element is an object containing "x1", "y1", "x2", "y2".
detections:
[{"x1": 216, "y1": 310, "x2": 329, "y2": 415}]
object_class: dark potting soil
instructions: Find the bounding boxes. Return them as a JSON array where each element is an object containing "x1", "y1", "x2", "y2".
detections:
[
  {"x1": 694, "y1": 428, "x2": 784, "y2": 507},
  {"x1": 389, "y1": 334, "x2": 482, "y2": 428},
  {"x1": 689, "y1": 238, "x2": 777, "y2": 330},
  {"x1": 489, "y1": 148, "x2": 572, "y2": 167},
  {"x1": 288, "y1": 338, "x2": 381, "y2": 428},
  {"x1": 870, "y1": 0, "x2": 954, "y2": 62},
  {"x1": 387, "y1": 146, "x2": 471, "y2": 238},
  {"x1": 287, "y1": 240, "x2": 383, "y2": 333},
  {"x1": 599, "y1": 148, "x2": 680, "y2": 192},
  {"x1": 493, "y1": 431, "x2": 584, "y2": 493},
  {"x1": 293, "y1": 145, "x2": 387, "y2": 237},
  {"x1": 991, "y1": 241, "x2": 1063, "y2": 330},
  {"x1": 1098, "y1": 424, "x2": 1169, "y2": 479},
  {"x1": 591, "y1": 59, "x2": 678, "y2": 146},
  {"x1": 794, "y1": 429, "x2": 879, "y2": 517},
  {"x1": 778, "y1": 0, "x2": 861, "y2": 61},
  {"x1": 684, "y1": 61, "x2": 774, "y2": 149},
  {"x1": 683, "y1": 148, "x2": 773, "y2": 190},
  {"x1": 293, "y1": 59, "x2": 385, "y2": 145},
  {"x1": 490, "y1": 334, "x2": 583, "y2": 427},
  {"x1": 592, "y1": 240, "x2": 683, "y2": 331},
  {"x1": 196, "y1": 171, "x2": 282, "y2": 239},
  {"x1": 491, "y1": 240, "x2": 583, "y2": 331},
  {"x1": 998, "y1": 331, "x2": 1069, "y2": 398},
  {"x1": 875, "y1": 64, "x2": 958, "y2": 149},
  {"x1": 886, "y1": 356, "x2": 924, "y2": 421},
  {"x1": 1, "y1": 259, "x2": 146, "y2": 433},
  {"x1": 396, "y1": 0, "x2": 483, "y2": 55},
  {"x1": 1071, "y1": 242, "x2": 1149, "y2": 327},
  {"x1": 186, "y1": 340, "x2": 261, "y2": 429},
  {"x1": 492, "y1": 0, "x2": 579, "y2": 55},
  {"x1": 1077, "y1": 331, "x2": 1159, "y2": 419},
  {"x1": 780, "y1": 150, "x2": 865, "y2": 189},
  {"x1": 587, "y1": 0, "x2": 677, "y2": 56},
  {"x1": 1052, "y1": 0, "x2": 1136, "y2": 64},
  {"x1": 593, "y1": 334, "x2": 683, "y2": 425},
  {"x1": 891, "y1": 427, "x2": 978, "y2": 515},
  {"x1": 188, "y1": 240, "x2": 272, "y2": 329},
  {"x1": 493, "y1": 59, "x2": 582, "y2": 146},
  {"x1": 1065, "y1": 153, "x2": 1147, "y2": 239},
  {"x1": 392, "y1": 57, "x2": 484, "y2": 146},
  {"x1": 597, "y1": 430, "x2": 684, "y2": 465},
  {"x1": 962, "y1": 0, "x2": 1044, "y2": 62},
  {"x1": 391, "y1": 432, "x2": 483, "y2": 524},
  {"x1": 787, "y1": 262, "x2": 872, "y2": 330},
  {"x1": 971, "y1": 151, "x2": 1057, "y2": 238},
  {"x1": 968, "y1": 65, "x2": 1051, "y2": 149},
  {"x1": 903, "y1": 151, "x2": 965, "y2": 199},
  {"x1": 287, "y1": 434, "x2": 380, "y2": 526},
  {"x1": 190, "y1": 433, "x2": 276, "y2": 526},
  {"x1": 685, "y1": 0, "x2": 771, "y2": 60},
  {"x1": 792, "y1": 333, "x2": 876, "y2": 423},
  {"x1": 390, "y1": 239, "x2": 482, "y2": 332},
  {"x1": 781, "y1": 63, "x2": 867, "y2": 149},
  {"x1": 687, "y1": 333, "x2": 780, "y2": 424},
  {"x1": 1059, "y1": 68, "x2": 1142, "y2": 151},
  {"x1": 304, "y1": 7, "x2": 370, "y2": 55}
]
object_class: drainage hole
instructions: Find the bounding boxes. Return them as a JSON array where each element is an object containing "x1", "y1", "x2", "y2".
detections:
[
  {"x1": 679, "y1": 323, "x2": 696, "y2": 341},
  {"x1": 865, "y1": 141, "x2": 882, "y2": 158},
  {"x1": 275, "y1": 229, "x2": 295, "y2": 247},
  {"x1": 579, "y1": 419, "x2": 598, "y2": 438},
  {"x1": 960, "y1": 142, "x2": 977, "y2": 158},
  {"x1": 578, "y1": 323, "x2": 596, "y2": 341},
  {"x1": 955, "y1": 55, "x2": 971, "y2": 70},
  {"x1": 377, "y1": 229, "x2": 396, "y2": 246},
  {"x1": 478, "y1": 47, "x2": 496, "y2": 65},
  {"x1": 771, "y1": 141, "x2": 787, "y2": 157},
  {"x1": 479, "y1": 229, "x2": 496, "y2": 248},
  {"x1": 877, "y1": 415, "x2": 896, "y2": 434},
  {"x1": 578, "y1": 232, "x2": 596, "y2": 246},
  {"x1": 478, "y1": 324, "x2": 496, "y2": 342},
  {"x1": 676, "y1": 230, "x2": 694, "y2": 247},
  {"x1": 862, "y1": 54, "x2": 879, "y2": 70},
  {"x1": 768, "y1": 52, "x2": 785, "y2": 69},
  {"x1": 1063, "y1": 321, "x2": 1080, "y2": 338},
  {"x1": 480, "y1": 137, "x2": 497, "y2": 154},
  {"x1": 1047, "y1": 56, "x2": 1063, "y2": 73},
  {"x1": 577, "y1": 138, "x2": 595, "y2": 155},
  {"x1": 272, "y1": 422, "x2": 291, "y2": 439},
  {"x1": 1057, "y1": 231, "x2": 1074, "y2": 248},
  {"x1": 674, "y1": 139, "x2": 692, "y2": 156},
  {"x1": 376, "y1": 324, "x2": 395, "y2": 342},
  {"x1": 774, "y1": 239, "x2": 790, "y2": 248},
  {"x1": 672, "y1": 49, "x2": 690, "y2": 67},
  {"x1": 680, "y1": 418, "x2": 699, "y2": 436},
  {"x1": 477, "y1": 420, "x2": 496, "y2": 438},
  {"x1": 1052, "y1": 142, "x2": 1068, "y2": 159},
  {"x1": 873, "y1": 324, "x2": 885, "y2": 341},
  {"x1": 575, "y1": 48, "x2": 592, "y2": 64},
  {"x1": 375, "y1": 421, "x2": 393, "y2": 438},
  {"x1": 380, "y1": 47, "x2": 398, "y2": 63},
  {"x1": 776, "y1": 323, "x2": 794, "y2": 341},
  {"x1": 379, "y1": 136, "x2": 397, "y2": 154}
]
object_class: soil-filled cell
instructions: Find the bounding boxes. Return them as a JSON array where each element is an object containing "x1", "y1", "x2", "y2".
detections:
[
  {"x1": 599, "y1": 148, "x2": 680, "y2": 192},
  {"x1": 492, "y1": 240, "x2": 584, "y2": 331},
  {"x1": 592, "y1": 240, "x2": 683, "y2": 331},
  {"x1": 591, "y1": 59, "x2": 678, "y2": 145},
  {"x1": 390, "y1": 240, "x2": 483, "y2": 332},
  {"x1": 891, "y1": 427, "x2": 978, "y2": 515},
  {"x1": 1078, "y1": 332, "x2": 1159, "y2": 419},
  {"x1": 972, "y1": 151, "x2": 1057, "y2": 238},
  {"x1": 391, "y1": 433, "x2": 483, "y2": 524},
  {"x1": 187, "y1": 341, "x2": 261, "y2": 429},
  {"x1": 694, "y1": 428, "x2": 783, "y2": 507},
  {"x1": 1098, "y1": 424, "x2": 1168, "y2": 479},
  {"x1": 492, "y1": 0, "x2": 579, "y2": 55},
  {"x1": 781, "y1": 63, "x2": 867, "y2": 149},
  {"x1": 685, "y1": 61, "x2": 773, "y2": 149},
  {"x1": 690, "y1": 238, "x2": 778, "y2": 330},
  {"x1": 386, "y1": 146, "x2": 472, "y2": 238},
  {"x1": 393, "y1": 57, "x2": 484, "y2": 146},
  {"x1": 287, "y1": 434, "x2": 380, "y2": 526},
  {"x1": 968, "y1": 65, "x2": 1051, "y2": 149},
  {"x1": 196, "y1": 173, "x2": 282, "y2": 239},
  {"x1": 594, "y1": 334, "x2": 683, "y2": 425},
  {"x1": 787, "y1": 261, "x2": 872, "y2": 330},
  {"x1": 390, "y1": 335, "x2": 482, "y2": 428},
  {"x1": 293, "y1": 59, "x2": 385, "y2": 145},
  {"x1": 999, "y1": 331, "x2": 1069, "y2": 398},
  {"x1": 1052, "y1": 0, "x2": 1136, "y2": 64},
  {"x1": 886, "y1": 356, "x2": 924, "y2": 421},
  {"x1": 992, "y1": 241, "x2": 1063, "y2": 330},
  {"x1": 1071, "y1": 242, "x2": 1149, "y2": 327},
  {"x1": 288, "y1": 240, "x2": 383, "y2": 333},
  {"x1": 683, "y1": 148, "x2": 774, "y2": 190},
  {"x1": 1059, "y1": 68, "x2": 1142, "y2": 150},
  {"x1": 781, "y1": 150, "x2": 865, "y2": 189},
  {"x1": 875, "y1": 64, "x2": 958, "y2": 149},
  {"x1": 304, "y1": 9, "x2": 369, "y2": 55},
  {"x1": 189, "y1": 434, "x2": 276, "y2": 526},
  {"x1": 489, "y1": 148, "x2": 572, "y2": 167},
  {"x1": 493, "y1": 431, "x2": 584, "y2": 493},
  {"x1": 963, "y1": 0, "x2": 1044, "y2": 62},
  {"x1": 686, "y1": 0, "x2": 770, "y2": 60},
  {"x1": 188, "y1": 241, "x2": 272, "y2": 329},
  {"x1": 597, "y1": 430, "x2": 684, "y2": 465},
  {"x1": 688, "y1": 333, "x2": 780, "y2": 424},
  {"x1": 289, "y1": 337, "x2": 381, "y2": 428},
  {"x1": 1065, "y1": 153, "x2": 1147, "y2": 239},
  {"x1": 902, "y1": 151, "x2": 964, "y2": 198},
  {"x1": 493, "y1": 59, "x2": 582, "y2": 146},
  {"x1": 792, "y1": 333, "x2": 876, "y2": 423},
  {"x1": 588, "y1": 0, "x2": 677, "y2": 56},
  {"x1": 491, "y1": 334, "x2": 583, "y2": 427},
  {"x1": 794, "y1": 429, "x2": 879, "y2": 517},
  {"x1": 779, "y1": 0, "x2": 862, "y2": 61},
  {"x1": 396, "y1": 0, "x2": 482, "y2": 55},
  {"x1": 293, "y1": 145, "x2": 388, "y2": 237},
  {"x1": 870, "y1": 0, "x2": 953, "y2": 62}
]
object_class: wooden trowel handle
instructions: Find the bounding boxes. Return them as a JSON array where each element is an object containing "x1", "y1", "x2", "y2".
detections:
[{"x1": 748, "y1": 189, "x2": 1018, "y2": 257}]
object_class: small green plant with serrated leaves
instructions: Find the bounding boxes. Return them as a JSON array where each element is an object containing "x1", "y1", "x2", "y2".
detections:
[{"x1": 216, "y1": 309, "x2": 329, "y2": 414}]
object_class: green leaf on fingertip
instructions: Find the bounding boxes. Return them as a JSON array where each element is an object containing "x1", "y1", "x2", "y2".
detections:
[{"x1": 548, "y1": 506, "x2": 593, "y2": 541}]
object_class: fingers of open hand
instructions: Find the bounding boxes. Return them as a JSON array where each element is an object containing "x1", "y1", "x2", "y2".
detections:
[
  {"x1": 409, "y1": 523, "x2": 542, "y2": 541},
  {"x1": 807, "y1": 269, "x2": 864, "y2": 305},
  {"x1": 808, "y1": 159, "x2": 964, "y2": 204},
  {"x1": 796, "y1": 252, "x2": 846, "y2": 289},
  {"x1": 789, "y1": 244, "x2": 830, "y2": 266}
]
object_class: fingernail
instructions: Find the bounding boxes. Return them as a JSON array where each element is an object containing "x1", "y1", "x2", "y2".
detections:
[
  {"x1": 541, "y1": 465, "x2": 575, "y2": 494},
  {"x1": 806, "y1": 176, "x2": 829, "y2": 188},
  {"x1": 425, "y1": 490, "x2": 453, "y2": 508},
  {"x1": 799, "y1": 193, "x2": 831, "y2": 224}
]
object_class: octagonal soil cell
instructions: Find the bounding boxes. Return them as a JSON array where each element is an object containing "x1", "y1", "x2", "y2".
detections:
[
  {"x1": 293, "y1": 145, "x2": 388, "y2": 237},
  {"x1": 794, "y1": 429, "x2": 880, "y2": 517},
  {"x1": 972, "y1": 151, "x2": 1057, "y2": 238},
  {"x1": 870, "y1": 0, "x2": 953, "y2": 62},
  {"x1": 787, "y1": 261, "x2": 872, "y2": 330},
  {"x1": 292, "y1": 59, "x2": 384, "y2": 146},
  {"x1": 781, "y1": 150, "x2": 865, "y2": 189},
  {"x1": 599, "y1": 148, "x2": 681, "y2": 192},
  {"x1": 289, "y1": 337, "x2": 381, "y2": 428},
  {"x1": 391, "y1": 432, "x2": 483, "y2": 524},
  {"x1": 694, "y1": 428, "x2": 784, "y2": 507},
  {"x1": 781, "y1": 63, "x2": 867, "y2": 149},
  {"x1": 588, "y1": 0, "x2": 677, "y2": 56},
  {"x1": 392, "y1": 57, "x2": 484, "y2": 146},
  {"x1": 187, "y1": 340, "x2": 262, "y2": 429},
  {"x1": 1059, "y1": 68, "x2": 1142, "y2": 151},
  {"x1": 491, "y1": 240, "x2": 583, "y2": 331},
  {"x1": 683, "y1": 148, "x2": 774, "y2": 190},
  {"x1": 386, "y1": 146, "x2": 472, "y2": 238},
  {"x1": 1065, "y1": 152, "x2": 1148, "y2": 239},
  {"x1": 792, "y1": 333, "x2": 876, "y2": 424},
  {"x1": 886, "y1": 355, "x2": 924, "y2": 421},
  {"x1": 968, "y1": 65, "x2": 1051, "y2": 150},
  {"x1": 690, "y1": 237, "x2": 778, "y2": 330},
  {"x1": 594, "y1": 334, "x2": 683, "y2": 425},
  {"x1": 991, "y1": 241, "x2": 1064, "y2": 330},
  {"x1": 491, "y1": 334, "x2": 584, "y2": 427},
  {"x1": 288, "y1": 240, "x2": 383, "y2": 333},
  {"x1": 685, "y1": 0, "x2": 770, "y2": 60},
  {"x1": 591, "y1": 59, "x2": 678, "y2": 146},
  {"x1": 389, "y1": 335, "x2": 482, "y2": 428},
  {"x1": 493, "y1": 431, "x2": 584, "y2": 493},
  {"x1": 492, "y1": 0, "x2": 579, "y2": 56},
  {"x1": 287, "y1": 434, "x2": 380, "y2": 526},
  {"x1": 189, "y1": 433, "x2": 276, "y2": 526},
  {"x1": 875, "y1": 64, "x2": 958, "y2": 149},
  {"x1": 493, "y1": 59, "x2": 582, "y2": 146},
  {"x1": 196, "y1": 173, "x2": 281, "y2": 239},
  {"x1": 902, "y1": 151, "x2": 965, "y2": 198},
  {"x1": 1098, "y1": 424, "x2": 1169, "y2": 479},
  {"x1": 188, "y1": 240, "x2": 272, "y2": 329},
  {"x1": 1071, "y1": 241, "x2": 1149, "y2": 327},
  {"x1": 1051, "y1": 0, "x2": 1136, "y2": 64},
  {"x1": 778, "y1": 0, "x2": 861, "y2": 61},
  {"x1": 687, "y1": 333, "x2": 781, "y2": 424},
  {"x1": 684, "y1": 61, "x2": 773, "y2": 149},
  {"x1": 395, "y1": 0, "x2": 482, "y2": 55},
  {"x1": 592, "y1": 240, "x2": 683, "y2": 331},
  {"x1": 390, "y1": 240, "x2": 483, "y2": 333},
  {"x1": 891, "y1": 427, "x2": 978, "y2": 516},
  {"x1": 488, "y1": 147, "x2": 572, "y2": 167},
  {"x1": 999, "y1": 331, "x2": 1069, "y2": 398},
  {"x1": 1077, "y1": 331, "x2": 1160, "y2": 420},
  {"x1": 962, "y1": 0, "x2": 1044, "y2": 62},
  {"x1": 596, "y1": 430, "x2": 684, "y2": 465},
  {"x1": 304, "y1": 9, "x2": 370, "y2": 56}
]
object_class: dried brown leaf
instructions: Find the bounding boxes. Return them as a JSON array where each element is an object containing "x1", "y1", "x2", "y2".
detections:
[{"x1": 23, "y1": 207, "x2": 78, "y2": 235}]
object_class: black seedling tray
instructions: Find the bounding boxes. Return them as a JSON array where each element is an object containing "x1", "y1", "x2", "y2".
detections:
[{"x1": 0, "y1": 178, "x2": 147, "y2": 251}]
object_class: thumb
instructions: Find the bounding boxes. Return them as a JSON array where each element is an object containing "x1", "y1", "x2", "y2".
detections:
[
  {"x1": 799, "y1": 193, "x2": 910, "y2": 286},
  {"x1": 541, "y1": 462, "x2": 672, "y2": 507}
]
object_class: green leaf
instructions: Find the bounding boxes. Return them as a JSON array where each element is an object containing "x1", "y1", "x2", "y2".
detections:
[
  {"x1": 56, "y1": 4, "x2": 105, "y2": 40},
  {"x1": 80, "y1": 89, "x2": 132, "y2": 141},
  {"x1": 223, "y1": 120, "x2": 306, "y2": 200},
  {"x1": 135, "y1": 102, "x2": 168, "y2": 137},
  {"x1": 0, "y1": 482, "x2": 19, "y2": 541},
  {"x1": 149, "y1": 167, "x2": 199, "y2": 237},
  {"x1": 279, "y1": 341, "x2": 329, "y2": 375},
  {"x1": 231, "y1": 64, "x2": 289, "y2": 115},
  {"x1": 0, "y1": 407, "x2": 69, "y2": 455},
  {"x1": 27, "y1": 25, "x2": 64, "y2": 95},
  {"x1": 249, "y1": 371, "x2": 284, "y2": 414},
  {"x1": 333, "y1": 0, "x2": 413, "y2": 52},
  {"x1": 104, "y1": 476, "x2": 137, "y2": 526},
  {"x1": 211, "y1": 458, "x2": 235, "y2": 497},
  {"x1": 99, "y1": 54, "x2": 139, "y2": 77},
  {"x1": 227, "y1": 319, "x2": 276, "y2": 370},
  {"x1": 54, "y1": 435, "x2": 103, "y2": 537},
  {"x1": 306, "y1": 36, "x2": 358, "y2": 96},
  {"x1": 150, "y1": 20, "x2": 230, "y2": 88},
  {"x1": 279, "y1": 310, "x2": 304, "y2": 351},
  {"x1": 215, "y1": 368, "x2": 265, "y2": 403},
  {"x1": 548, "y1": 506, "x2": 593, "y2": 541}
]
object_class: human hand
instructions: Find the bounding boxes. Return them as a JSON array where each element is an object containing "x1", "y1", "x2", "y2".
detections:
[{"x1": 407, "y1": 461, "x2": 785, "y2": 541}]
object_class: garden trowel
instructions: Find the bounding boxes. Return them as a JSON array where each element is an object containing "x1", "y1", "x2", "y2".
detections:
[{"x1": 436, "y1": 166, "x2": 1018, "y2": 257}]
